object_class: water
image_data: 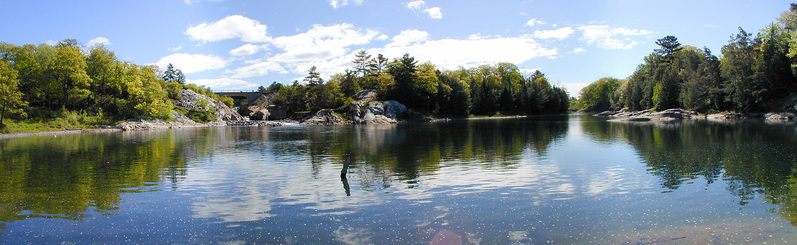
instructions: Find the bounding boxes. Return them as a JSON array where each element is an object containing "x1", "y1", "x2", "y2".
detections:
[{"x1": 1, "y1": 115, "x2": 797, "y2": 244}]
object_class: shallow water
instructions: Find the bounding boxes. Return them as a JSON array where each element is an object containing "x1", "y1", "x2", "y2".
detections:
[{"x1": 1, "y1": 115, "x2": 796, "y2": 244}]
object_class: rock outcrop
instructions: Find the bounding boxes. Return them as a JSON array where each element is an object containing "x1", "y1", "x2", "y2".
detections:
[
  {"x1": 298, "y1": 90, "x2": 407, "y2": 125},
  {"x1": 348, "y1": 100, "x2": 407, "y2": 124},
  {"x1": 239, "y1": 92, "x2": 280, "y2": 120},
  {"x1": 765, "y1": 112, "x2": 797, "y2": 121},
  {"x1": 596, "y1": 108, "x2": 704, "y2": 122},
  {"x1": 706, "y1": 112, "x2": 759, "y2": 121},
  {"x1": 300, "y1": 109, "x2": 350, "y2": 125},
  {"x1": 176, "y1": 89, "x2": 244, "y2": 121}
]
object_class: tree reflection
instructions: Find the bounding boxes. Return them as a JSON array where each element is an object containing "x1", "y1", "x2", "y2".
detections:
[
  {"x1": 0, "y1": 128, "x2": 218, "y2": 233},
  {"x1": 275, "y1": 117, "x2": 569, "y2": 195},
  {"x1": 581, "y1": 118, "x2": 797, "y2": 224}
]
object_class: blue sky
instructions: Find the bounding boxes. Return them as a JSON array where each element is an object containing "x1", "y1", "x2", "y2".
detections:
[{"x1": 0, "y1": 0, "x2": 791, "y2": 95}]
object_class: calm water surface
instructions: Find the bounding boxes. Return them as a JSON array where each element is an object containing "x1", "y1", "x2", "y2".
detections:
[{"x1": 2, "y1": 115, "x2": 797, "y2": 244}]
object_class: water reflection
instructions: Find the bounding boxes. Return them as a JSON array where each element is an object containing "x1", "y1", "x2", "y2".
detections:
[
  {"x1": 0, "y1": 128, "x2": 222, "y2": 233},
  {"x1": 3, "y1": 115, "x2": 797, "y2": 243},
  {"x1": 580, "y1": 117, "x2": 797, "y2": 224}
]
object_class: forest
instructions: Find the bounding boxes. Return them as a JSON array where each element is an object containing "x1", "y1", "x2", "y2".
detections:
[
  {"x1": 575, "y1": 4, "x2": 797, "y2": 113},
  {"x1": 270, "y1": 52, "x2": 569, "y2": 118},
  {"x1": 0, "y1": 40, "x2": 569, "y2": 132},
  {"x1": 0, "y1": 40, "x2": 236, "y2": 132}
]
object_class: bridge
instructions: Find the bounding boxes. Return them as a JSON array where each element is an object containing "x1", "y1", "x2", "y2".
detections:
[{"x1": 214, "y1": 91, "x2": 262, "y2": 105}]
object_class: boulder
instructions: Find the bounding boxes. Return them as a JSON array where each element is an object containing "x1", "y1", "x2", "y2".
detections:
[
  {"x1": 300, "y1": 109, "x2": 350, "y2": 125},
  {"x1": 707, "y1": 112, "x2": 758, "y2": 121},
  {"x1": 344, "y1": 100, "x2": 406, "y2": 124},
  {"x1": 250, "y1": 108, "x2": 270, "y2": 120},
  {"x1": 765, "y1": 112, "x2": 797, "y2": 121},
  {"x1": 267, "y1": 105, "x2": 288, "y2": 120}
]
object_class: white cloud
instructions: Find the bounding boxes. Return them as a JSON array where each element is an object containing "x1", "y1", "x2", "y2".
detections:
[
  {"x1": 230, "y1": 44, "x2": 266, "y2": 56},
  {"x1": 329, "y1": 0, "x2": 363, "y2": 8},
  {"x1": 388, "y1": 29, "x2": 429, "y2": 47},
  {"x1": 186, "y1": 15, "x2": 271, "y2": 43},
  {"x1": 578, "y1": 25, "x2": 651, "y2": 50},
  {"x1": 155, "y1": 53, "x2": 227, "y2": 74},
  {"x1": 168, "y1": 46, "x2": 183, "y2": 52},
  {"x1": 525, "y1": 18, "x2": 546, "y2": 27},
  {"x1": 231, "y1": 61, "x2": 287, "y2": 78},
  {"x1": 571, "y1": 47, "x2": 586, "y2": 54},
  {"x1": 85, "y1": 37, "x2": 111, "y2": 47},
  {"x1": 187, "y1": 78, "x2": 259, "y2": 91},
  {"x1": 269, "y1": 23, "x2": 382, "y2": 62},
  {"x1": 533, "y1": 27, "x2": 574, "y2": 40},
  {"x1": 406, "y1": 0, "x2": 425, "y2": 9},
  {"x1": 375, "y1": 32, "x2": 557, "y2": 70},
  {"x1": 424, "y1": 7, "x2": 443, "y2": 19},
  {"x1": 405, "y1": 1, "x2": 442, "y2": 19}
]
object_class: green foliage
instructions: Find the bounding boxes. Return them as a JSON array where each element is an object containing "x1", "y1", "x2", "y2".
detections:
[
  {"x1": 161, "y1": 63, "x2": 185, "y2": 84},
  {"x1": 0, "y1": 60, "x2": 27, "y2": 126},
  {"x1": 578, "y1": 77, "x2": 620, "y2": 111}
]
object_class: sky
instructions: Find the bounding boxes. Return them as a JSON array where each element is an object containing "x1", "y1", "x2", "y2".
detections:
[{"x1": 0, "y1": 0, "x2": 792, "y2": 96}]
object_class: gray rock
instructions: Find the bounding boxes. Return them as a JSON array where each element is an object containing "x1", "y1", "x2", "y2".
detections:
[
  {"x1": 353, "y1": 89, "x2": 378, "y2": 101},
  {"x1": 176, "y1": 89, "x2": 244, "y2": 121},
  {"x1": 300, "y1": 109, "x2": 350, "y2": 125},
  {"x1": 765, "y1": 112, "x2": 797, "y2": 121},
  {"x1": 267, "y1": 105, "x2": 288, "y2": 120}
]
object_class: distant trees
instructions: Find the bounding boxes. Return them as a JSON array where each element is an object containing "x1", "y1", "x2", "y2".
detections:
[
  {"x1": 269, "y1": 50, "x2": 569, "y2": 117},
  {"x1": 577, "y1": 5, "x2": 797, "y2": 113}
]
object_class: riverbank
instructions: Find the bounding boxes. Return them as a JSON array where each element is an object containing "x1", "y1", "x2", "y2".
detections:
[{"x1": 594, "y1": 109, "x2": 797, "y2": 122}]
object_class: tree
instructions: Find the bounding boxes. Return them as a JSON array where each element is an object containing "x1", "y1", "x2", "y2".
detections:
[
  {"x1": 387, "y1": 54, "x2": 418, "y2": 105},
  {"x1": 336, "y1": 69, "x2": 361, "y2": 98},
  {"x1": 655, "y1": 36, "x2": 683, "y2": 63},
  {"x1": 0, "y1": 61, "x2": 27, "y2": 127},
  {"x1": 53, "y1": 39, "x2": 92, "y2": 109},
  {"x1": 304, "y1": 66, "x2": 323, "y2": 86},
  {"x1": 720, "y1": 27, "x2": 758, "y2": 111},
  {"x1": 86, "y1": 44, "x2": 118, "y2": 111},
  {"x1": 368, "y1": 54, "x2": 389, "y2": 75},
  {"x1": 162, "y1": 63, "x2": 185, "y2": 84},
  {"x1": 352, "y1": 50, "x2": 371, "y2": 77},
  {"x1": 578, "y1": 77, "x2": 620, "y2": 111}
]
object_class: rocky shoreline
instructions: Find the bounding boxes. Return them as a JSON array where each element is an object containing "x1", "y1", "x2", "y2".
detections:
[{"x1": 594, "y1": 109, "x2": 797, "y2": 123}]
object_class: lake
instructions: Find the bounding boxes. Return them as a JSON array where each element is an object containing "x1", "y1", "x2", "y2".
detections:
[{"x1": 1, "y1": 115, "x2": 796, "y2": 244}]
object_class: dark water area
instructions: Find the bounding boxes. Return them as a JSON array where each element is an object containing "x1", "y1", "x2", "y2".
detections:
[{"x1": 1, "y1": 115, "x2": 797, "y2": 244}]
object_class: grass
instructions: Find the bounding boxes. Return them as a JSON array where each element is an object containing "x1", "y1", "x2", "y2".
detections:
[{"x1": 1, "y1": 110, "x2": 117, "y2": 134}]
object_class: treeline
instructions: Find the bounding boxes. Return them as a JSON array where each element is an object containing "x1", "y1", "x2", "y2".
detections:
[
  {"x1": 576, "y1": 4, "x2": 797, "y2": 113},
  {"x1": 271, "y1": 51, "x2": 569, "y2": 117},
  {"x1": 0, "y1": 40, "x2": 232, "y2": 129}
]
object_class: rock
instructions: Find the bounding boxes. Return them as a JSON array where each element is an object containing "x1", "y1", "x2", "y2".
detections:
[
  {"x1": 765, "y1": 112, "x2": 797, "y2": 121},
  {"x1": 250, "y1": 108, "x2": 270, "y2": 120},
  {"x1": 267, "y1": 105, "x2": 288, "y2": 120},
  {"x1": 115, "y1": 118, "x2": 224, "y2": 131},
  {"x1": 344, "y1": 99, "x2": 406, "y2": 124},
  {"x1": 598, "y1": 109, "x2": 702, "y2": 122},
  {"x1": 300, "y1": 109, "x2": 350, "y2": 125},
  {"x1": 353, "y1": 89, "x2": 378, "y2": 101},
  {"x1": 176, "y1": 89, "x2": 244, "y2": 121},
  {"x1": 707, "y1": 112, "x2": 756, "y2": 121},
  {"x1": 226, "y1": 120, "x2": 285, "y2": 127}
]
